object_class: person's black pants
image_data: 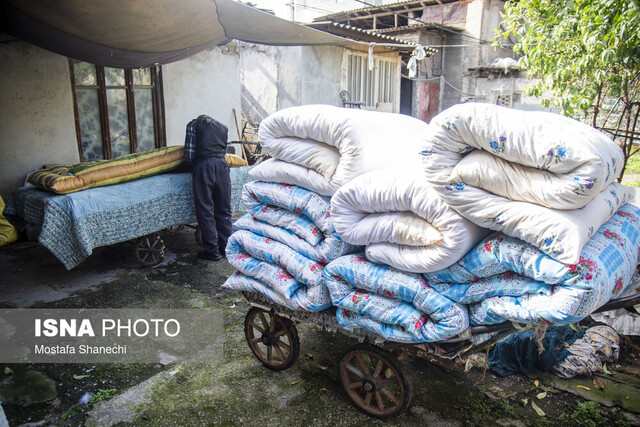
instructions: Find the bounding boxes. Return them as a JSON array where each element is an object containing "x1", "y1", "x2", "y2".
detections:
[{"x1": 192, "y1": 157, "x2": 232, "y2": 255}]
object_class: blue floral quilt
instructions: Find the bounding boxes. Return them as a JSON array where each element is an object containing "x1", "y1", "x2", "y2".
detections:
[
  {"x1": 425, "y1": 203, "x2": 640, "y2": 325},
  {"x1": 325, "y1": 254, "x2": 469, "y2": 343},
  {"x1": 223, "y1": 181, "x2": 356, "y2": 311}
]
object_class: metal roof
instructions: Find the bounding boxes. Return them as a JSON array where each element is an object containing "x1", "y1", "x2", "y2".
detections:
[
  {"x1": 313, "y1": 0, "x2": 461, "y2": 22},
  {"x1": 309, "y1": 21, "x2": 436, "y2": 52},
  {"x1": 373, "y1": 22, "x2": 462, "y2": 34}
]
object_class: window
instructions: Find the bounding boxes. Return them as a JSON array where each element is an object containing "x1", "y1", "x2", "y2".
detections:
[
  {"x1": 344, "y1": 52, "x2": 400, "y2": 112},
  {"x1": 69, "y1": 60, "x2": 166, "y2": 161},
  {"x1": 491, "y1": 90, "x2": 521, "y2": 108}
]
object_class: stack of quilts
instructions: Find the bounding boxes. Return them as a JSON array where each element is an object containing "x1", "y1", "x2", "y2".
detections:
[
  {"x1": 223, "y1": 105, "x2": 432, "y2": 312},
  {"x1": 223, "y1": 102, "x2": 640, "y2": 343}
]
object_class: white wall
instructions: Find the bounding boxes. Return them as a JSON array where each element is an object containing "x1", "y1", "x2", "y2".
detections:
[
  {"x1": 163, "y1": 45, "x2": 242, "y2": 144},
  {"x1": 239, "y1": 44, "x2": 280, "y2": 125},
  {"x1": 239, "y1": 43, "x2": 344, "y2": 126},
  {"x1": 0, "y1": 40, "x2": 78, "y2": 200},
  {"x1": 301, "y1": 46, "x2": 343, "y2": 106},
  {"x1": 277, "y1": 46, "x2": 303, "y2": 110}
]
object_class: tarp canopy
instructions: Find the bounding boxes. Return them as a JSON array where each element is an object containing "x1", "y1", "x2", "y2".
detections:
[{"x1": 1, "y1": 0, "x2": 358, "y2": 68}]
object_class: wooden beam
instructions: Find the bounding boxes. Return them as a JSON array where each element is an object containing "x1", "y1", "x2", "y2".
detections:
[{"x1": 334, "y1": 5, "x2": 429, "y2": 22}]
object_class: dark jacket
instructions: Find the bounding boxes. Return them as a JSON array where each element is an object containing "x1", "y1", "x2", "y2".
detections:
[{"x1": 194, "y1": 115, "x2": 228, "y2": 163}]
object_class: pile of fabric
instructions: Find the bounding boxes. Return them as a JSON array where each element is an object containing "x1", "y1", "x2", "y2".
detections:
[
  {"x1": 419, "y1": 103, "x2": 639, "y2": 326},
  {"x1": 222, "y1": 105, "x2": 433, "y2": 312},
  {"x1": 421, "y1": 103, "x2": 631, "y2": 264},
  {"x1": 224, "y1": 102, "x2": 640, "y2": 344},
  {"x1": 249, "y1": 104, "x2": 429, "y2": 196},
  {"x1": 223, "y1": 181, "x2": 355, "y2": 311},
  {"x1": 324, "y1": 254, "x2": 470, "y2": 343},
  {"x1": 487, "y1": 324, "x2": 620, "y2": 378},
  {"x1": 425, "y1": 203, "x2": 640, "y2": 326}
]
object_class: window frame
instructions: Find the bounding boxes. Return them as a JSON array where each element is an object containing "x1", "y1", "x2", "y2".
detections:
[
  {"x1": 342, "y1": 50, "x2": 401, "y2": 113},
  {"x1": 69, "y1": 60, "x2": 167, "y2": 161}
]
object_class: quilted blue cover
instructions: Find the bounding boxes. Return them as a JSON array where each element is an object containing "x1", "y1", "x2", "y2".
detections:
[
  {"x1": 223, "y1": 181, "x2": 356, "y2": 311},
  {"x1": 425, "y1": 203, "x2": 640, "y2": 325},
  {"x1": 4, "y1": 167, "x2": 253, "y2": 269},
  {"x1": 325, "y1": 254, "x2": 469, "y2": 343}
]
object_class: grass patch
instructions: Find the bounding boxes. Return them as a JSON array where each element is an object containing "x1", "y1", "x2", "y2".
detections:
[
  {"x1": 456, "y1": 392, "x2": 517, "y2": 426},
  {"x1": 625, "y1": 155, "x2": 640, "y2": 175},
  {"x1": 562, "y1": 401, "x2": 630, "y2": 427}
]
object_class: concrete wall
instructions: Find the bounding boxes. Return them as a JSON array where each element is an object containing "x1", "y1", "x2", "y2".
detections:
[
  {"x1": 277, "y1": 47, "x2": 303, "y2": 111},
  {"x1": 239, "y1": 43, "x2": 280, "y2": 126},
  {"x1": 440, "y1": 32, "x2": 464, "y2": 111},
  {"x1": 0, "y1": 38, "x2": 349, "y2": 199},
  {"x1": 483, "y1": 0, "x2": 514, "y2": 64},
  {"x1": 163, "y1": 45, "x2": 241, "y2": 145},
  {"x1": 301, "y1": 46, "x2": 344, "y2": 106},
  {"x1": 240, "y1": 43, "x2": 344, "y2": 127},
  {"x1": 0, "y1": 40, "x2": 78, "y2": 200}
]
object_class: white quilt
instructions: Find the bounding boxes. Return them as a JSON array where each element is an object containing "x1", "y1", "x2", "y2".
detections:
[
  {"x1": 421, "y1": 103, "x2": 631, "y2": 264},
  {"x1": 331, "y1": 167, "x2": 489, "y2": 272},
  {"x1": 251, "y1": 104, "x2": 430, "y2": 196}
]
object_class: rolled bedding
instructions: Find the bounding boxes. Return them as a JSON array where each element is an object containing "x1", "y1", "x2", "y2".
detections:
[
  {"x1": 222, "y1": 181, "x2": 357, "y2": 311},
  {"x1": 325, "y1": 254, "x2": 469, "y2": 343},
  {"x1": 424, "y1": 203, "x2": 640, "y2": 326},
  {"x1": 250, "y1": 104, "x2": 430, "y2": 196},
  {"x1": 421, "y1": 102, "x2": 632, "y2": 264},
  {"x1": 330, "y1": 166, "x2": 490, "y2": 273}
]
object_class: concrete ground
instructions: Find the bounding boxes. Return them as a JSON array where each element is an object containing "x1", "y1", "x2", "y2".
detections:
[{"x1": 1, "y1": 229, "x2": 640, "y2": 426}]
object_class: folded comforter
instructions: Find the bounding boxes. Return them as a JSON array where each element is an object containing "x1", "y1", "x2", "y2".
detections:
[
  {"x1": 330, "y1": 167, "x2": 490, "y2": 273},
  {"x1": 424, "y1": 203, "x2": 640, "y2": 326},
  {"x1": 250, "y1": 105, "x2": 430, "y2": 196},
  {"x1": 421, "y1": 103, "x2": 632, "y2": 264},
  {"x1": 325, "y1": 254, "x2": 469, "y2": 343},
  {"x1": 222, "y1": 181, "x2": 356, "y2": 311}
]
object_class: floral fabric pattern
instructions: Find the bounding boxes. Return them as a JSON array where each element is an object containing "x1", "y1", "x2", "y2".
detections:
[
  {"x1": 425, "y1": 203, "x2": 640, "y2": 325},
  {"x1": 222, "y1": 181, "x2": 356, "y2": 311},
  {"x1": 324, "y1": 254, "x2": 469, "y2": 343},
  {"x1": 419, "y1": 102, "x2": 630, "y2": 264}
]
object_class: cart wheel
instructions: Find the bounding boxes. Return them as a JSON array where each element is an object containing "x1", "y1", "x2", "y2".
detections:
[
  {"x1": 339, "y1": 343, "x2": 411, "y2": 420},
  {"x1": 135, "y1": 234, "x2": 166, "y2": 267},
  {"x1": 244, "y1": 307, "x2": 299, "y2": 371},
  {"x1": 195, "y1": 225, "x2": 202, "y2": 246}
]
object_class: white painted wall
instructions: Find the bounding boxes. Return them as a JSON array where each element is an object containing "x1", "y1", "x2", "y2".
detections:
[
  {"x1": 240, "y1": 44, "x2": 280, "y2": 125},
  {"x1": 239, "y1": 43, "x2": 345, "y2": 127},
  {"x1": 301, "y1": 46, "x2": 343, "y2": 106},
  {"x1": 277, "y1": 46, "x2": 303, "y2": 110},
  {"x1": 0, "y1": 40, "x2": 78, "y2": 200},
  {"x1": 163, "y1": 45, "x2": 242, "y2": 145}
]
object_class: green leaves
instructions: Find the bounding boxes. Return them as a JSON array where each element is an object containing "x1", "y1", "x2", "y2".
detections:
[
  {"x1": 495, "y1": 0, "x2": 639, "y2": 112},
  {"x1": 494, "y1": 0, "x2": 640, "y2": 180}
]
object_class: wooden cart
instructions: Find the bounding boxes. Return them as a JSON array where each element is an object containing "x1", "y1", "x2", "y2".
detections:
[{"x1": 240, "y1": 290, "x2": 640, "y2": 420}]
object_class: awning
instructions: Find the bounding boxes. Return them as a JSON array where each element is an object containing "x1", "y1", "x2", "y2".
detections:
[{"x1": 1, "y1": 0, "x2": 358, "y2": 68}]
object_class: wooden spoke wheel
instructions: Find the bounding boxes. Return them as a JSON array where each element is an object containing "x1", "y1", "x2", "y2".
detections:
[
  {"x1": 244, "y1": 307, "x2": 299, "y2": 371},
  {"x1": 339, "y1": 344, "x2": 411, "y2": 420},
  {"x1": 134, "y1": 234, "x2": 166, "y2": 267}
]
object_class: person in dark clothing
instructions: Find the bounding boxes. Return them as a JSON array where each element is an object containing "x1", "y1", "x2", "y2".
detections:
[{"x1": 190, "y1": 115, "x2": 233, "y2": 261}]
